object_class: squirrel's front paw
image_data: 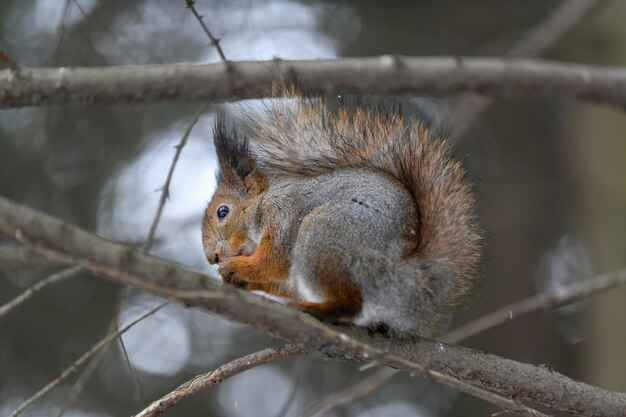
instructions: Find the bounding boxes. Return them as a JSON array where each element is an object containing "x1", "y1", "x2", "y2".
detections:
[{"x1": 218, "y1": 259, "x2": 249, "y2": 289}]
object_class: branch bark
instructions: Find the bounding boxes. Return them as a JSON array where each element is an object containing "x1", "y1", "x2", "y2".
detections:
[
  {"x1": 443, "y1": 266, "x2": 626, "y2": 344},
  {"x1": 0, "y1": 195, "x2": 625, "y2": 417},
  {"x1": 134, "y1": 344, "x2": 306, "y2": 417},
  {"x1": 310, "y1": 265, "x2": 626, "y2": 416},
  {"x1": 0, "y1": 266, "x2": 81, "y2": 319},
  {"x1": 2, "y1": 57, "x2": 626, "y2": 109},
  {"x1": 0, "y1": 245, "x2": 58, "y2": 269},
  {"x1": 185, "y1": 0, "x2": 228, "y2": 63}
]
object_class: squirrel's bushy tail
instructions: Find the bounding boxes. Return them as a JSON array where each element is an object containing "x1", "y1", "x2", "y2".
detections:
[{"x1": 246, "y1": 98, "x2": 482, "y2": 307}]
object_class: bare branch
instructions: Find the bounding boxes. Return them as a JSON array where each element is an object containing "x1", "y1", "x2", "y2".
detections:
[
  {"x1": 0, "y1": 266, "x2": 81, "y2": 319},
  {"x1": 275, "y1": 358, "x2": 308, "y2": 417},
  {"x1": 45, "y1": 0, "x2": 71, "y2": 64},
  {"x1": 443, "y1": 266, "x2": 626, "y2": 344},
  {"x1": 57, "y1": 286, "x2": 139, "y2": 417},
  {"x1": 56, "y1": 332, "x2": 110, "y2": 417},
  {"x1": 117, "y1": 323, "x2": 145, "y2": 404},
  {"x1": 301, "y1": 367, "x2": 397, "y2": 417},
  {"x1": 507, "y1": 0, "x2": 604, "y2": 58},
  {"x1": 446, "y1": 0, "x2": 605, "y2": 140},
  {"x1": 0, "y1": 245, "x2": 58, "y2": 269},
  {"x1": 134, "y1": 344, "x2": 306, "y2": 417},
  {"x1": 9, "y1": 302, "x2": 168, "y2": 417},
  {"x1": 0, "y1": 196, "x2": 624, "y2": 416},
  {"x1": 2, "y1": 57, "x2": 626, "y2": 109},
  {"x1": 143, "y1": 102, "x2": 209, "y2": 252},
  {"x1": 185, "y1": 0, "x2": 228, "y2": 63},
  {"x1": 309, "y1": 265, "x2": 626, "y2": 415}
]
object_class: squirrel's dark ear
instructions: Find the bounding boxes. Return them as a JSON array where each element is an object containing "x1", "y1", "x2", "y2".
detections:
[{"x1": 214, "y1": 113, "x2": 267, "y2": 193}]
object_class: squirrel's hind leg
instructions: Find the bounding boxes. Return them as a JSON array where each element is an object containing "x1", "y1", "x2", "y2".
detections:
[
  {"x1": 292, "y1": 284, "x2": 363, "y2": 323},
  {"x1": 289, "y1": 205, "x2": 368, "y2": 323}
]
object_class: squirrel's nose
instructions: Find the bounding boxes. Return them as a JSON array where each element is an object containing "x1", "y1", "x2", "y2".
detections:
[{"x1": 207, "y1": 252, "x2": 220, "y2": 264}]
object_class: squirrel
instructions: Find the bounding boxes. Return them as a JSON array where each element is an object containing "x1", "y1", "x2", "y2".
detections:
[{"x1": 201, "y1": 95, "x2": 482, "y2": 336}]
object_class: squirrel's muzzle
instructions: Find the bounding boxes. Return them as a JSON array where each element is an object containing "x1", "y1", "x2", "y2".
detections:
[{"x1": 207, "y1": 252, "x2": 220, "y2": 264}]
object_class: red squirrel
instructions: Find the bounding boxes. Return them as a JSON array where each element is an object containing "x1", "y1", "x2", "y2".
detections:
[{"x1": 201, "y1": 96, "x2": 482, "y2": 336}]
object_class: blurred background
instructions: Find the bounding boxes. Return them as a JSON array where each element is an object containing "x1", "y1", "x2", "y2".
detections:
[{"x1": 1, "y1": 0, "x2": 625, "y2": 416}]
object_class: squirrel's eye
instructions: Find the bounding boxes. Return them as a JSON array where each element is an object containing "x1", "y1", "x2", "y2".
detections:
[{"x1": 217, "y1": 205, "x2": 229, "y2": 219}]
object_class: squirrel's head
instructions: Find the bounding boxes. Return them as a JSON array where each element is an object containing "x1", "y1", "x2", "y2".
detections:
[{"x1": 202, "y1": 115, "x2": 268, "y2": 265}]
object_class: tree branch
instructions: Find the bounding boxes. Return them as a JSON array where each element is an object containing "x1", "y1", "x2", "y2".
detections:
[
  {"x1": 0, "y1": 195, "x2": 624, "y2": 416},
  {"x1": 2, "y1": 57, "x2": 626, "y2": 109},
  {"x1": 0, "y1": 266, "x2": 81, "y2": 319},
  {"x1": 185, "y1": 0, "x2": 228, "y2": 63},
  {"x1": 9, "y1": 302, "x2": 168, "y2": 417},
  {"x1": 307, "y1": 265, "x2": 626, "y2": 415},
  {"x1": 0, "y1": 245, "x2": 58, "y2": 269},
  {"x1": 506, "y1": 0, "x2": 604, "y2": 58},
  {"x1": 301, "y1": 367, "x2": 398, "y2": 417},
  {"x1": 134, "y1": 344, "x2": 306, "y2": 417},
  {"x1": 143, "y1": 102, "x2": 208, "y2": 252},
  {"x1": 444, "y1": 266, "x2": 626, "y2": 343}
]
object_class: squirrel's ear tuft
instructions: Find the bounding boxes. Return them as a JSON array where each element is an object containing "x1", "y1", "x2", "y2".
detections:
[{"x1": 214, "y1": 113, "x2": 267, "y2": 193}]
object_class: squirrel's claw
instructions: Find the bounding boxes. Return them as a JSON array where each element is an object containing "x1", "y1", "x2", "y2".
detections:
[{"x1": 218, "y1": 258, "x2": 249, "y2": 289}]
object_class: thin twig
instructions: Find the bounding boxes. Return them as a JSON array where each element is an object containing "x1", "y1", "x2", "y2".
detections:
[
  {"x1": 133, "y1": 344, "x2": 306, "y2": 417},
  {"x1": 507, "y1": 0, "x2": 604, "y2": 58},
  {"x1": 443, "y1": 266, "x2": 626, "y2": 344},
  {"x1": 57, "y1": 287, "x2": 133, "y2": 417},
  {"x1": 143, "y1": 101, "x2": 209, "y2": 252},
  {"x1": 0, "y1": 266, "x2": 82, "y2": 319},
  {"x1": 45, "y1": 0, "x2": 72, "y2": 63},
  {"x1": 301, "y1": 367, "x2": 397, "y2": 417},
  {"x1": 118, "y1": 322, "x2": 145, "y2": 403},
  {"x1": 275, "y1": 358, "x2": 308, "y2": 417},
  {"x1": 445, "y1": 0, "x2": 604, "y2": 140},
  {"x1": 9, "y1": 302, "x2": 168, "y2": 417},
  {"x1": 55, "y1": 334, "x2": 110, "y2": 417},
  {"x1": 0, "y1": 245, "x2": 59, "y2": 270},
  {"x1": 185, "y1": 0, "x2": 228, "y2": 62}
]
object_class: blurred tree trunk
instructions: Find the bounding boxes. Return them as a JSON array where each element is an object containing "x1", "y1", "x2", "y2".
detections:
[{"x1": 562, "y1": 0, "x2": 626, "y2": 391}]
